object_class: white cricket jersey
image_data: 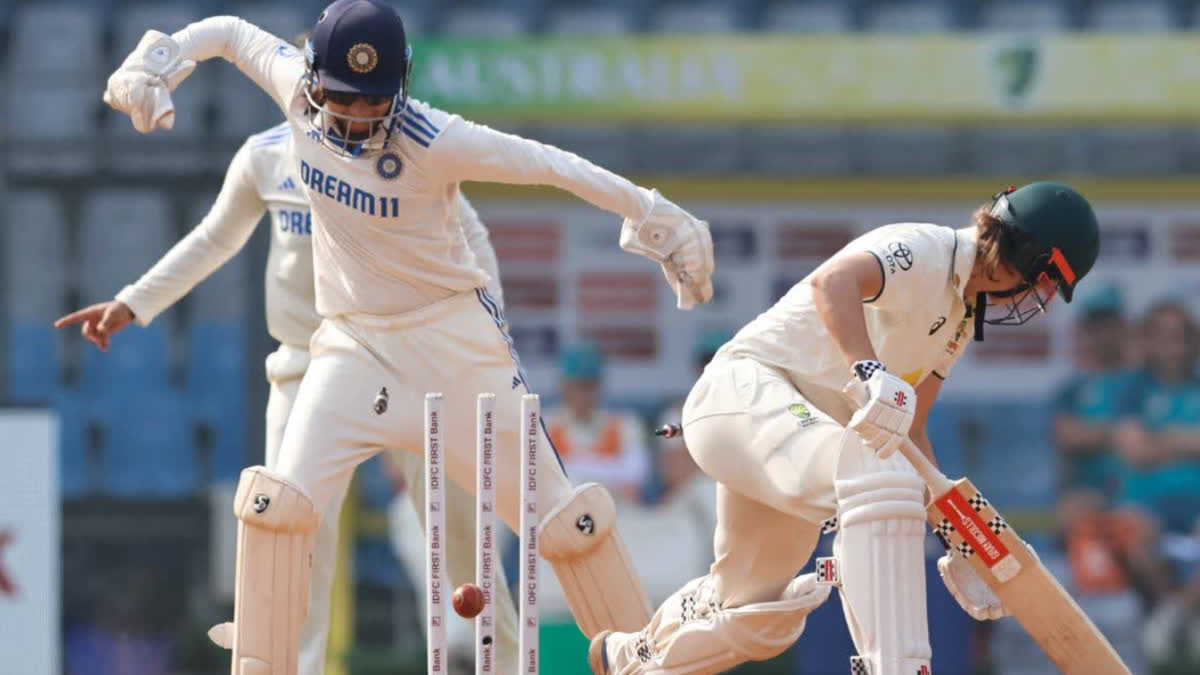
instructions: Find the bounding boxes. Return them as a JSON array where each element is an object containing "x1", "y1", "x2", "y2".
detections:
[
  {"x1": 116, "y1": 122, "x2": 505, "y2": 350},
  {"x1": 719, "y1": 223, "x2": 978, "y2": 406},
  {"x1": 172, "y1": 17, "x2": 652, "y2": 317}
]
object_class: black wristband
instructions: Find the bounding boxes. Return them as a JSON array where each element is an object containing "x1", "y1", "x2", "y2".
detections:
[{"x1": 852, "y1": 360, "x2": 886, "y2": 382}]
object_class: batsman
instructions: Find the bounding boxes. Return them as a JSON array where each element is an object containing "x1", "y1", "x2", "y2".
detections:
[{"x1": 592, "y1": 183, "x2": 1101, "y2": 674}]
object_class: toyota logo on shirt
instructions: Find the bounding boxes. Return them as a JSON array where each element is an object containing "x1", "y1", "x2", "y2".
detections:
[{"x1": 888, "y1": 242, "x2": 914, "y2": 270}]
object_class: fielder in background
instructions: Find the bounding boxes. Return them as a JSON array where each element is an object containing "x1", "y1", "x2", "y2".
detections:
[
  {"x1": 592, "y1": 182, "x2": 1101, "y2": 675},
  {"x1": 54, "y1": 106, "x2": 522, "y2": 673},
  {"x1": 97, "y1": 0, "x2": 714, "y2": 671}
]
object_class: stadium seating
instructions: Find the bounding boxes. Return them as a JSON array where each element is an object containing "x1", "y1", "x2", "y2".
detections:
[
  {"x1": 6, "y1": 86, "x2": 100, "y2": 173},
  {"x1": 747, "y1": 126, "x2": 855, "y2": 174},
  {"x1": 857, "y1": 127, "x2": 961, "y2": 174},
  {"x1": 1086, "y1": 127, "x2": 1181, "y2": 175},
  {"x1": 88, "y1": 389, "x2": 198, "y2": 497},
  {"x1": 4, "y1": 191, "x2": 69, "y2": 321},
  {"x1": 538, "y1": 125, "x2": 637, "y2": 172},
  {"x1": 442, "y1": 4, "x2": 530, "y2": 35},
  {"x1": 77, "y1": 324, "x2": 171, "y2": 398},
  {"x1": 186, "y1": 321, "x2": 247, "y2": 484},
  {"x1": 927, "y1": 400, "x2": 1057, "y2": 509},
  {"x1": 78, "y1": 190, "x2": 175, "y2": 307},
  {"x1": 238, "y1": 3, "x2": 311, "y2": 40},
  {"x1": 977, "y1": 0, "x2": 1072, "y2": 31},
  {"x1": 385, "y1": 0, "x2": 438, "y2": 33},
  {"x1": 5, "y1": 192, "x2": 68, "y2": 403},
  {"x1": 632, "y1": 125, "x2": 744, "y2": 173},
  {"x1": 7, "y1": 5, "x2": 103, "y2": 81},
  {"x1": 8, "y1": 321, "x2": 61, "y2": 405},
  {"x1": 214, "y1": 64, "x2": 286, "y2": 141},
  {"x1": 1088, "y1": 0, "x2": 1174, "y2": 31},
  {"x1": 760, "y1": 1, "x2": 853, "y2": 32},
  {"x1": 862, "y1": 0, "x2": 955, "y2": 32},
  {"x1": 963, "y1": 128, "x2": 1075, "y2": 175},
  {"x1": 54, "y1": 391, "x2": 90, "y2": 498},
  {"x1": 650, "y1": 2, "x2": 741, "y2": 33},
  {"x1": 545, "y1": 5, "x2": 634, "y2": 34}
]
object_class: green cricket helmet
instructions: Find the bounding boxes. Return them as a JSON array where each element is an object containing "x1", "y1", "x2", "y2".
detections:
[{"x1": 976, "y1": 181, "x2": 1100, "y2": 335}]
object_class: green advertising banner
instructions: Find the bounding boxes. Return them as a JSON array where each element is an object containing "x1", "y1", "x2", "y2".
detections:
[{"x1": 408, "y1": 34, "x2": 1200, "y2": 123}]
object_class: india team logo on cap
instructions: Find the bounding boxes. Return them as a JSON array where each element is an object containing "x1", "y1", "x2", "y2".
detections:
[
  {"x1": 347, "y1": 43, "x2": 378, "y2": 74},
  {"x1": 377, "y1": 152, "x2": 403, "y2": 180}
]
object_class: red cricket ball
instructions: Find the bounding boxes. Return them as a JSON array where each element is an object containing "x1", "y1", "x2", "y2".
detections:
[{"x1": 453, "y1": 583, "x2": 486, "y2": 619}]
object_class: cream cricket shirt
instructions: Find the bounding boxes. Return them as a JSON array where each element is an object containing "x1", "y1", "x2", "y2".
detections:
[
  {"x1": 719, "y1": 223, "x2": 978, "y2": 417},
  {"x1": 170, "y1": 17, "x2": 652, "y2": 318},
  {"x1": 116, "y1": 124, "x2": 504, "y2": 351}
]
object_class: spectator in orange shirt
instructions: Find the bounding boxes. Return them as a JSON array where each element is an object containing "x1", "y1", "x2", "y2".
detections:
[{"x1": 544, "y1": 342, "x2": 651, "y2": 505}]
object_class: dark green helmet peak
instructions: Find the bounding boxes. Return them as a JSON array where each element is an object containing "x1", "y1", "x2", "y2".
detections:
[{"x1": 989, "y1": 181, "x2": 1100, "y2": 302}]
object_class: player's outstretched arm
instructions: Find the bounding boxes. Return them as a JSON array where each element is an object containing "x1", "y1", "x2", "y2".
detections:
[
  {"x1": 54, "y1": 141, "x2": 266, "y2": 350},
  {"x1": 433, "y1": 118, "x2": 714, "y2": 308},
  {"x1": 105, "y1": 17, "x2": 303, "y2": 133}
]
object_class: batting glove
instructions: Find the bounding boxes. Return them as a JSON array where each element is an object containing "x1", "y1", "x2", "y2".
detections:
[
  {"x1": 937, "y1": 544, "x2": 1035, "y2": 621},
  {"x1": 619, "y1": 189, "x2": 715, "y2": 310},
  {"x1": 104, "y1": 30, "x2": 196, "y2": 134},
  {"x1": 842, "y1": 360, "x2": 916, "y2": 459}
]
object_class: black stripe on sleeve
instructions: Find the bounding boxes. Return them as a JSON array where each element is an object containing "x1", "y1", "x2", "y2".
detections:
[{"x1": 863, "y1": 251, "x2": 886, "y2": 303}]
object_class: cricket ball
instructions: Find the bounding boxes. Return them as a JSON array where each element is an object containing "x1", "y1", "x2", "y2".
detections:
[{"x1": 453, "y1": 583, "x2": 485, "y2": 619}]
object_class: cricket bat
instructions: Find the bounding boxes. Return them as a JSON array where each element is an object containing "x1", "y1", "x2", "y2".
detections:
[{"x1": 896, "y1": 439, "x2": 1131, "y2": 675}]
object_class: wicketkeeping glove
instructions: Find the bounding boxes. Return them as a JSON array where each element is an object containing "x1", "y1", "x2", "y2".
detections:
[
  {"x1": 619, "y1": 189, "x2": 715, "y2": 310},
  {"x1": 842, "y1": 360, "x2": 917, "y2": 459},
  {"x1": 103, "y1": 30, "x2": 196, "y2": 134}
]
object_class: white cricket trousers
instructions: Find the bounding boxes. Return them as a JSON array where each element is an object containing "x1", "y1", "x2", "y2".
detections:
[
  {"x1": 274, "y1": 289, "x2": 573, "y2": 527},
  {"x1": 265, "y1": 366, "x2": 521, "y2": 675},
  {"x1": 264, "y1": 291, "x2": 573, "y2": 671},
  {"x1": 680, "y1": 356, "x2": 845, "y2": 605},
  {"x1": 615, "y1": 356, "x2": 932, "y2": 675}
]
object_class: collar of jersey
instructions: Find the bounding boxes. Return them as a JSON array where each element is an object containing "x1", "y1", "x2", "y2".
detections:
[
  {"x1": 324, "y1": 129, "x2": 368, "y2": 157},
  {"x1": 950, "y1": 226, "x2": 978, "y2": 300}
]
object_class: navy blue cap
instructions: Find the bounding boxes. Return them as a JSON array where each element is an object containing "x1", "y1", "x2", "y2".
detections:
[{"x1": 309, "y1": 0, "x2": 408, "y2": 96}]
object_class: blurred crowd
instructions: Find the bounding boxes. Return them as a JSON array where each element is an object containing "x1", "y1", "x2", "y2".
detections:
[{"x1": 1051, "y1": 287, "x2": 1200, "y2": 673}]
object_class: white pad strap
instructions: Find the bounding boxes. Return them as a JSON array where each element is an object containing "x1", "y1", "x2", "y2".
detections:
[
  {"x1": 834, "y1": 434, "x2": 932, "y2": 675},
  {"x1": 606, "y1": 573, "x2": 830, "y2": 674},
  {"x1": 538, "y1": 483, "x2": 653, "y2": 636},
  {"x1": 231, "y1": 467, "x2": 319, "y2": 675}
]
